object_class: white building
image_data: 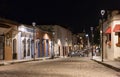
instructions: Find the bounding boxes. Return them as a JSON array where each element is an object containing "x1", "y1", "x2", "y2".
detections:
[
  {"x1": 103, "y1": 10, "x2": 120, "y2": 60},
  {"x1": 16, "y1": 25, "x2": 34, "y2": 60}
]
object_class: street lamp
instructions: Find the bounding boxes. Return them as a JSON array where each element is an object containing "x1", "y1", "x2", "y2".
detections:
[
  {"x1": 90, "y1": 27, "x2": 94, "y2": 58},
  {"x1": 85, "y1": 34, "x2": 89, "y2": 57},
  {"x1": 85, "y1": 34, "x2": 88, "y2": 48},
  {"x1": 85, "y1": 34, "x2": 89, "y2": 47},
  {"x1": 101, "y1": 10, "x2": 105, "y2": 62},
  {"x1": 32, "y1": 22, "x2": 36, "y2": 60}
]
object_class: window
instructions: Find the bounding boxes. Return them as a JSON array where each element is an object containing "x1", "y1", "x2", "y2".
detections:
[
  {"x1": 13, "y1": 39, "x2": 17, "y2": 59},
  {"x1": 116, "y1": 32, "x2": 120, "y2": 47},
  {"x1": 106, "y1": 34, "x2": 111, "y2": 46},
  {"x1": 107, "y1": 34, "x2": 111, "y2": 41}
]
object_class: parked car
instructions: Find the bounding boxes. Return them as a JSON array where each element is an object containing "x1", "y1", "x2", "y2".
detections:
[{"x1": 68, "y1": 50, "x2": 83, "y2": 57}]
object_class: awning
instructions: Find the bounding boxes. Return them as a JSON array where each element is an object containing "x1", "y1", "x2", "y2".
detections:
[
  {"x1": 113, "y1": 24, "x2": 120, "y2": 32},
  {"x1": 105, "y1": 27, "x2": 111, "y2": 34}
]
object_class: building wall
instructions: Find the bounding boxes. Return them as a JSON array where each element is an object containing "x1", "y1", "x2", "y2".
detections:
[
  {"x1": 104, "y1": 35, "x2": 113, "y2": 60},
  {"x1": 42, "y1": 32, "x2": 52, "y2": 57},
  {"x1": 12, "y1": 26, "x2": 19, "y2": 60},
  {"x1": 38, "y1": 25, "x2": 72, "y2": 57},
  {"x1": 112, "y1": 19, "x2": 120, "y2": 59},
  {"x1": 104, "y1": 14, "x2": 120, "y2": 60},
  {"x1": 17, "y1": 25, "x2": 34, "y2": 60},
  {"x1": 5, "y1": 32, "x2": 12, "y2": 60},
  {"x1": 53, "y1": 25, "x2": 72, "y2": 57},
  {"x1": 0, "y1": 18, "x2": 21, "y2": 61}
]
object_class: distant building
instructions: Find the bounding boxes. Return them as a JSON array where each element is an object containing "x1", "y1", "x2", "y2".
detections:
[{"x1": 40, "y1": 25, "x2": 73, "y2": 57}]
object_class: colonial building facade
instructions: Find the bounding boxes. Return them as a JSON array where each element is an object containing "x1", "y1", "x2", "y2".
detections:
[
  {"x1": 0, "y1": 18, "x2": 19, "y2": 60},
  {"x1": 103, "y1": 10, "x2": 120, "y2": 60},
  {"x1": 0, "y1": 18, "x2": 53, "y2": 61},
  {"x1": 40, "y1": 25, "x2": 73, "y2": 57},
  {"x1": 16, "y1": 25, "x2": 53, "y2": 60},
  {"x1": 0, "y1": 18, "x2": 74, "y2": 61}
]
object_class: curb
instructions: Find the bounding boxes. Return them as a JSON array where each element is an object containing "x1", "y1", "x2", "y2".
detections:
[
  {"x1": 0, "y1": 58, "x2": 46, "y2": 66},
  {"x1": 0, "y1": 60, "x2": 33, "y2": 66},
  {"x1": 92, "y1": 59, "x2": 120, "y2": 72},
  {"x1": 0, "y1": 57, "x2": 60, "y2": 66}
]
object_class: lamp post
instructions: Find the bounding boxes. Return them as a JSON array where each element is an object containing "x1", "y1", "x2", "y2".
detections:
[
  {"x1": 90, "y1": 27, "x2": 94, "y2": 58},
  {"x1": 85, "y1": 34, "x2": 88, "y2": 48},
  {"x1": 32, "y1": 22, "x2": 36, "y2": 60},
  {"x1": 101, "y1": 10, "x2": 105, "y2": 62},
  {"x1": 85, "y1": 34, "x2": 89, "y2": 57}
]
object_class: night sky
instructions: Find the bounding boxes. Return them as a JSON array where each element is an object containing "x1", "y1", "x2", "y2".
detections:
[{"x1": 0, "y1": 0, "x2": 120, "y2": 33}]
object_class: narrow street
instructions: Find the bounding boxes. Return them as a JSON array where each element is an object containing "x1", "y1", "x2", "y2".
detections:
[{"x1": 0, "y1": 57, "x2": 119, "y2": 77}]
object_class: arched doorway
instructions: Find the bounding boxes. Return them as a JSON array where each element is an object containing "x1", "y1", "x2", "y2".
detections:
[
  {"x1": 22, "y1": 38, "x2": 26, "y2": 58},
  {"x1": 38, "y1": 40, "x2": 40, "y2": 57},
  {"x1": 27, "y1": 39, "x2": 30, "y2": 56},
  {"x1": 13, "y1": 39, "x2": 17, "y2": 59}
]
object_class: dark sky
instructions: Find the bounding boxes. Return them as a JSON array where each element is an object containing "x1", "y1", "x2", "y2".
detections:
[{"x1": 0, "y1": 0, "x2": 120, "y2": 33}]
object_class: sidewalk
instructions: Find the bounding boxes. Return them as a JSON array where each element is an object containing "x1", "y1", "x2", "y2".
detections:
[
  {"x1": 92, "y1": 56, "x2": 120, "y2": 72},
  {"x1": 0, "y1": 57, "x2": 53, "y2": 66}
]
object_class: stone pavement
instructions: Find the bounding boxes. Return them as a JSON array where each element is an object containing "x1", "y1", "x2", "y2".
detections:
[
  {"x1": 92, "y1": 56, "x2": 120, "y2": 72},
  {"x1": 0, "y1": 57, "x2": 118, "y2": 77},
  {"x1": 1, "y1": 56, "x2": 120, "y2": 72}
]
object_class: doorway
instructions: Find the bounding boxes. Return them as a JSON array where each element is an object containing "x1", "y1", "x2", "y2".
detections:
[
  {"x1": 0, "y1": 35, "x2": 4, "y2": 60},
  {"x1": 13, "y1": 39, "x2": 17, "y2": 59}
]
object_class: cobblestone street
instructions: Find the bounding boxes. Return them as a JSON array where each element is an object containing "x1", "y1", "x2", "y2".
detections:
[{"x1": 0, "y1": 57, "x2": 119, "y2": 77}]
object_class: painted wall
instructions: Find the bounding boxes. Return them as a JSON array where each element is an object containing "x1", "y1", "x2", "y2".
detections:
[
  {"x1": 17, "y1": 25, "x2": 34, "y2": 60},
  {"x1": 105, "y1": 15, "x2": 120, "y2": 60},
  {"x1": 53, "y1": 25, "x2": 72, "y2": 57},
  {"x1": 5, "y1": 30, "x2": 13, "y2": 60},
  {"x1": 112, "y1": 20, "x2": 120, "y2": 59}
]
